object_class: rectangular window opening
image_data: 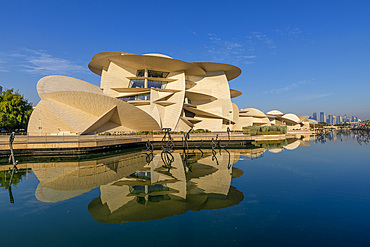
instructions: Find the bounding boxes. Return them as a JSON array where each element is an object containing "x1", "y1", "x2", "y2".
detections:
[
  {"x1": 148, "y1": 80, "x2": 167, "y2": 89},
  {"x1": 148, "y1": 70, "x2": 169, "y2": 78},
  {"x1": 136, "y1": 69, "x2": 145, "y2": 77},
  {"x1": 129, "y1": 79, "x2": 145, "y2": 88}
]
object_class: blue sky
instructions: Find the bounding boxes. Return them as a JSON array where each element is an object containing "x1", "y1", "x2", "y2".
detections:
[{"x1": 1, "y1": 0, "x2": 369, "y2": 119}]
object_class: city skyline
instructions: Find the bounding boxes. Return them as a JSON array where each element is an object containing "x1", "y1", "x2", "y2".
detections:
[
  {"x1": 1, "y1": 1, "x2": 370, "y2": 120},
  {"x1": 311, "y1": 111, "x2": 360, "y2": 124}
]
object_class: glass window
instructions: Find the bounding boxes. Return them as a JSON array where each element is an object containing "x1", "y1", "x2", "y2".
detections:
[
  {"x1": 184, "y1": 109, "x2": 195, "y2": 118},
  {"x1": 119, "y1": 93, "x2": 150, "y2": 101},
  {"x1": 135, "y1": 93, "x2": 150, "y2": 101},
  {"x1": 136, "y1": 69, "x2": 145, "y2": 77},
  {"x1": 130, "y1": 185, "x2": 145, "y2": 194},
  {"x1": 148, "y1": 194, "x2": 171, "y2": 202},
  {"x1": 148, "y1": 80, "x2": 167, "y2": 89},
  {"x1": 136, "y1": 69, "x2": 169, "y2": 78},
  {"x1": 129, "y1": 79, "x2": 145, "y2": 88},
  {"x1": 148, "y1": 70, "x2": 169, "y2": 78},
  {"x1": 129, "y1": 184, "x2": 169, "y2": 194},
  {"x1": 118, "y1": 97, "x2": 129, "y2": 102},
  {"x1": 148, "y1": 184, "x2": 169, "y2": 193},
  {"x1": 136, "y1": 194, "x2": 171, "y2": 204},
  {"x1": 136, "y1": 196, "x2": 146, "y2": 205},
  {"x1": 129, "y1": 172, "x2": 151, "y2": 179}
]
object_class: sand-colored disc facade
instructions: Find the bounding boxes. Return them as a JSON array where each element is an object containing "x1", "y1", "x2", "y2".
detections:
[{"x1": 28, "y1": 51, "x2": 311, "y2": 135}]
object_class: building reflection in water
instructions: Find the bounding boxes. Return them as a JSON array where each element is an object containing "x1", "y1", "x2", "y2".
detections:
[
  {"x1": 88, "y1": 151, "x2": 244, "y2": 223},
  {"x1": 317, "y1": 130, "x2": 370, "y2": 145},
  {"x1": 0, "y1": 137, "x2": 310, "y2": 222},
  {"x1": 249, "y1": 136, "x2": 310, "y2": 157},
  {"x1": 31, "y1": 153, "x2": 149, "y2": 203}
]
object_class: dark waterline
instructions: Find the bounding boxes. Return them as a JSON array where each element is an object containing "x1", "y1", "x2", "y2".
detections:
[{"x1": 1, "y1": 133, "x2": 369, "y2": 247}]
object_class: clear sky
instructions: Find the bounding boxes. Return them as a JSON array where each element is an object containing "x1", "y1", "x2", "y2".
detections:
[{"x1": 1, "y1": 0, "x2": 369, "y2": 120}]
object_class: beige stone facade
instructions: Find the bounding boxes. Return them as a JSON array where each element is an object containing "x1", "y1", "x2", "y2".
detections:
[
  {"x1": 266, "y1": 110, "x2": 310, "y2": 131},
  {"x1": 28, "y1": 51, "x2": 309, "y2": 135}
]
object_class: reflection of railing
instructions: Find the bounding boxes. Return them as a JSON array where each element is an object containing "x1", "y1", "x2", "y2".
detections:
[
  {"x1": 1, "y1": 167, "x2": 33, "y2": 204},
  {"x1": 160, "y1": 128, "x2": 175, "y2": 170},
  {"x1": 355, "y1": 130, "x2": 369, "y2": 145},
  {"x1": 8, "y1": 132, "x2": 18, "y2": 167},
  {"x1": 7, "y1": 132, "x2": 18, "y2": 204},
  {"x1": 314, "y1": 128, "x2": 333, "y2": 143},
  {"x1": 314, "y1": 129, "x2": 370, "y2": 145},
  {"x1": 219, "y1": 127, "x2": 231, "y2": 148},
  {"x1": 161, "y1": 151, "x2": 174, "y2": 169},
  {"x1": 161, "y1": 128, "x2": 174, "y2": 152},
  {"x1": 157, "y1": 127, "x2": 233, "y2": 174},
  {"x1": 224, "y1": 148, "x2": 232, "y2": 170},
  {"x1": 209, "y1": 128, "x2": 231, "y2": 168},
  {"x1": 145, "y1": 139, "x2": 154, "y2": 153},
  {"x1": 181, "y1": 128, "x2": 205, "y2": 173}
]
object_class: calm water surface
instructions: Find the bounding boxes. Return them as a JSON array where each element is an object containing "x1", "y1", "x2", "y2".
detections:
[{"x1": 1, "y1": 133, "x2": 370, "y2": 246}]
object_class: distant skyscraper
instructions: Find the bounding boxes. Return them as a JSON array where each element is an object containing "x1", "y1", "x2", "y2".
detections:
[
  {"x1": 328, "y1": 115, "x2": 333, "y2": 125},
  {"x1": 333, "y1": 115, "x2": 337, "y2": 125},
  {"x1": 312, "y1": 113, "x2": 317, "y2": 121},
  {"x1": 339, "y1": 116, "x2": 343, "y2": 123},
  {"x1": 0, "y1": 85, "x2": 2, "y2": 92},
  {"x1": 320, "y1": 112, "x2": 325, "y2": 123}
]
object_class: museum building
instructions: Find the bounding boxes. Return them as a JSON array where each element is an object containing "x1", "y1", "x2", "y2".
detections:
[{"x1": 28, "y1": 51, "x2": 308, "y2": 135}]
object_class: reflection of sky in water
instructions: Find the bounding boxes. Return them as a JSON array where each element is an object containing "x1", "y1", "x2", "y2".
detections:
[{"x1": 1, "y1": 133, "x2": 370, "y2": 246}]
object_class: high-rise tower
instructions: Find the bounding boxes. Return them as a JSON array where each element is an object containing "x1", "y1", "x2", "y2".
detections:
[
  {"x1": 312, "y1": 112, "x2": 317, "y2": 121},
  {"x1": 319, "y1": 112, "x2": 325, "y2": 123}
]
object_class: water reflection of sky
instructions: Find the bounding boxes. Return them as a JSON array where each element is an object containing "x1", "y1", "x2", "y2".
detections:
[{"x1": 1, "y1": 132, "x2": 370, "y2": 246}]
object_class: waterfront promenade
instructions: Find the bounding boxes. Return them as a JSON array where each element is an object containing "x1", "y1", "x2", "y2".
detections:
[{"x1": 0, "y1": 131, "x2": 312, "y2": 157}]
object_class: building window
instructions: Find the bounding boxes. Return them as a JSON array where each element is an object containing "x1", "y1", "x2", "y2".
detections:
[
  {"x1": 136, "y1": 69, "x2": 169, "y2": 78},
  {"x1": 129, "y1": 79, "x2": 145, "y2": 88},
  {"x1": 148, "y1": 80, "x2": 167, "y2": 89},
  {"x1": 148, "y1": 194, "x2": 171, "y2": 202},
  {"x1": 136, "y1": 194, "x2": 170, "y2": 204},
  {"x1": 135, "y1": 93, "x2": 150, "y2": 101},
  {"x1": 129, "y1": 172, "x2": 151, "y2": 179},
  {"x1": 129, "y1": 184, "x2": 169, "y2": 194},
  {"x1": 127, "y1": 70, "x2": 170, "y2": 101},
  {"x1": 136, "y1": 69, "x2": 145, "y2": 77},
  {"x1": 119, "y1": 93, "x2": 150, "y2": 101},
  {"x1": 184, "y1": 109, "x2": 195, "y2": 118},
  {"x1": 148, "y1": 70, "x2": 169, "y2": 78}
]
